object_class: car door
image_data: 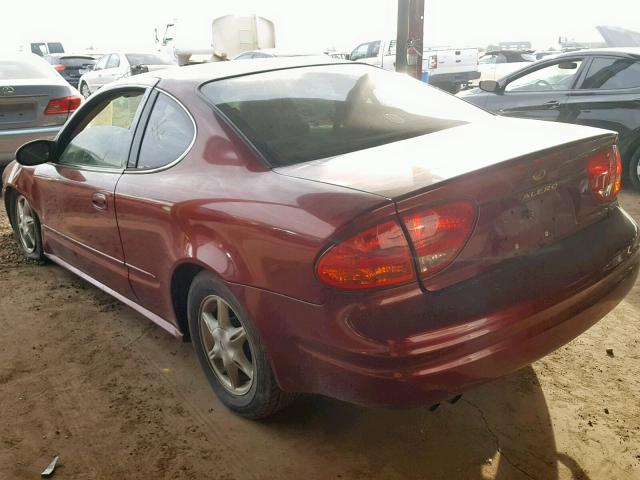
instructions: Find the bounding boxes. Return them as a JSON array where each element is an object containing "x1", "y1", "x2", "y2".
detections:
[
  {"x1": 100, "y1": 54, "x2": 123, "y2": 86},
  {"x1": 114, "y1": 89, "x2": 196, "y2": 319},
  {"x1": 563, "y1": 55, "x2": 640, "y2": 159},
  {"x1": 87, "y1": 54, "x2": 109, "y2": 91},
  {"x1": 34, "y1": 87, "x2": 150, "y2": 297},
  {"x1": 486, "y1": 57, "x2": 585, "y2": 122}
]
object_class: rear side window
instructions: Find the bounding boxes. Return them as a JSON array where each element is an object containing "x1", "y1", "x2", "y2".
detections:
[
  {"x1": 200, "y1": 64, "x2": 487, "y2": 167},
  {"x1": 137, "y1": 93, "x2": 194, "y2": 169},
  {"x1": 580, "y1": 57, "x2": 640, "y2": 90}
]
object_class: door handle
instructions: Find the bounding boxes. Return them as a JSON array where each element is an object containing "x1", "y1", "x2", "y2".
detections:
[
  {"x1": 91, "y1": 192, "x2": 107, "y2": 211},
  {"x1": 543, "y1": 100, "x2": 560, "y2": 109}
]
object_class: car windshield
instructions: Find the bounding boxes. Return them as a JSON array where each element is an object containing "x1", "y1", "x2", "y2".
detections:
[
  {"x1": 201, "y1": 64, "x2": 488, "y2": 167},
  {"x1": 0, "y1": 58, "x2": 58, "y2": 80},
  {"x1": 125, "y1": 53, "x2": 174, "y2": 65}
]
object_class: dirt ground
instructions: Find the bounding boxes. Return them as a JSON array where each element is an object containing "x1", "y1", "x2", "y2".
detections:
[{"x1": 0, "y1": 188, "x2": 639, "y2": 480}]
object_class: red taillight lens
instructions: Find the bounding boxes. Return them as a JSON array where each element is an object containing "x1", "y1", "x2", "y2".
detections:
[
  {"x1": 53, "y1": 64, "x2": 65, "y2": 71},
  {"x1": 44, "y1": 95, "x2": 82, "y2": 115},
  {"x1": 317, "y1": 220, "x2": 416, "y2": 289},
  {"x1": 587, "y1": 145, "x2": 622, "y2": 203},
  {"x1": 402, "y1": 201, "x2": 476, "y2": 279}
]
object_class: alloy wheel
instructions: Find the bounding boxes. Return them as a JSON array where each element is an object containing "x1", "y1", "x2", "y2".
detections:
[
  {"x1": 80, "y1": 83, "x2": 90, "y2": 98},
  {"x1": 198, "y1": 295, "x2": 255, "y2": 395},
  {"x1": 16, "y1": 196, "x2": 37, "y2": 254}
]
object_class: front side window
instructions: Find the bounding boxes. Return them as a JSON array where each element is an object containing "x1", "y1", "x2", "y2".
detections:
[
  {"x1": 479, "y1": 54, "x2": 498, "y2": 65},
  {"x1": 580, "y1": 57, "x2": 640, "y2": 90},
  {"x1": 201, "y1": 64, "x2": 487, "y2": 167},
  {"x1": 136, "y1": 93, "x2": 194, "y2": 169},
  {"x1": 94, "y1": 55, "x2": 109, "y2": 71},
  {"x1": 368, "y1": 41, "x2": 381, "y2": 58},
  {"x1": 125, "y1": 53, "x2": 174, "y2": 66},
  {"x1": 505, "y1": 60, "x2": 583, "y2": 92},
  {"x1": 58, "y1": 91, "x2": 145, "y2": 169},
  {"x1": 106, "y1": 54, "x2": 120, "y2": 69}
]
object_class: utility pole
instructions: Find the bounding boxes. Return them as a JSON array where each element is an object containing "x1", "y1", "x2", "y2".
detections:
[
  {"x1": 395, "y1": 0, "x2": 410, "y2": 74},
  {"x1": 395, "y1": 0, "x2": 426, "y2": 79},
  {"x1": 408, "y1": 0, "x2": 425, "y2": 79}
]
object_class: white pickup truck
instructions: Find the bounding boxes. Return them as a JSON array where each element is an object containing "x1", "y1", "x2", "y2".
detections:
[{"x1": 349, "y1": 39, "x2": 480, "y2": 93}]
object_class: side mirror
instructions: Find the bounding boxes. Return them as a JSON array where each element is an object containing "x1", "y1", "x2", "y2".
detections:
[
  {"x1": 479, "y1": 80, "x2": 500, "y2": 93},
  {"x1": 15, "y1": 140, "x2": 56, "y2": 166}
]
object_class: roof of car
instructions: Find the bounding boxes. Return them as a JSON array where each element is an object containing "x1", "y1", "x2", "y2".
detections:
[
  {"x1": 148, "y1": 56, "x2": 348, "y2": 84},
  {"x1": 558, "y1": 47, "x2": 640, "y2": 57}
]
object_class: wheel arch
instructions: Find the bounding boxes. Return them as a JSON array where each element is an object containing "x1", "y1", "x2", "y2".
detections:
[{"x1": 170, "y1": 261, "x2": 205, "y2": 341}]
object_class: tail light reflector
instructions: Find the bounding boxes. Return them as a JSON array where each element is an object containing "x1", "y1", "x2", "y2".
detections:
[
  {"x1": 587, "y1": 145, "x2": 622, "y2": 203},
  {"x1": 402, "y1": 201, "x2": 477, "y2": 279},
  {"x1": 44, "y1": 95, "x2": 82, "y2": 115},
  {"x1": 317, "y1": 220, "x2": 416, "y2": 289},
  {"x1": 53, "y1": 64, "x2": 65, "y2": 71}
]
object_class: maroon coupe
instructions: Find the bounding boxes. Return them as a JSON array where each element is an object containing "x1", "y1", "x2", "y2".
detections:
[{"x1": 2, "y1": 58, "x2": 638, "y2": 418}]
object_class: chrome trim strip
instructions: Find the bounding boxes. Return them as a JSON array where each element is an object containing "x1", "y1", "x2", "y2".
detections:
[
  {"x1": 43, "y1": 224, "x2": 124, "y2": 265},
  {"x1": 0, "y1": 126, "x2": 61, "y2": 137},
  {"x1": 126, "y1": 262, "x2": 157, "y2": 280},
  {"x1": 45, "y1": 252, "x2": 182, "y2": 338},
  {"x1": 123, "y1": 88, "x2": 197, "y2": 175}
]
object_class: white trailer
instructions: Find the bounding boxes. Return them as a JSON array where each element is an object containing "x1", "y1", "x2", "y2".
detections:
[{"x1": 156, "y1": 15, "x2": 276, "y2": 66}]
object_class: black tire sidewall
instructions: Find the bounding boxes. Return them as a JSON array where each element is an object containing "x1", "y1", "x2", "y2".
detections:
[
  {"x1": 629, "y1": 148, "x2": 640, "y2": 191},
  {"x1": 187, "y1": 271, "x2": 275, "y2": 415}
]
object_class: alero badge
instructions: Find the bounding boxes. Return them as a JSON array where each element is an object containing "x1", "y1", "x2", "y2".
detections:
[{"x1": 522, "y1": 182, "x2": 558, "y2": 202}]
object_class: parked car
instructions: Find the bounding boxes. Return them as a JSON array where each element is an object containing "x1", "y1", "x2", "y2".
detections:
[
  {"x1": 44, "y1": 54, "x2": 96, "y2": 89},
  {"x1": 0, "y1": 54, "x2": 82, "y2": 166},
  {"x1": 232, "y1": 49, "x2": 321, "y2": 59},
  {"x1": 3, "y1": 58, "x2": 638, "y2": 419},
  {"x1": 78, "y1": 52, "x2": 176, "y2": 98},
  {"x1": 474, "y1": 49, "x2": 536, "y2": 85},
  {"x1": 22, "y1": 41, "x2": 65, "y2": 57},
  {"x1": 350, "y1": 39, "x2": 480, "y2": 93},
  {"x1": 458, "y1": 48, "x2": 640, "y2": 190}
]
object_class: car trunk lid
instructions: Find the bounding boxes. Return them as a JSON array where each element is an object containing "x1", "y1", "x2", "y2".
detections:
[
  {"x1": 276, "y1": 117, "x2": 620, "y2": 290},
  {"x1": 0, "y1": 80, "x2": 71, "y2": 129}
]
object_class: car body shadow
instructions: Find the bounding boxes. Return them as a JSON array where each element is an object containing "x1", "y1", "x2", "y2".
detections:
[{"x1": 262, "y1": 366, "x2": 591, "y2": 480}]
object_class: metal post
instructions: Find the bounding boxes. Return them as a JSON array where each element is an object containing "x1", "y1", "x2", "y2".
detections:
[
  {"x1": 409, "y1": 0, "x2": 425, "y2": 79},
  {"x1": 395, "y1": 0, "x2": 410, "y2": 74}
]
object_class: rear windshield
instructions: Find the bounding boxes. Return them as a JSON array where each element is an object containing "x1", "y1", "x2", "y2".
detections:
[
  {"x1": 0, "y1": 59, "x2": 58, "y2": 80},
  {"x1": 200, "y1": 64, "x2": 487, "y2": 167},
  {"x1": 58, "y1": 57, "x2": 96, "y2": 67},
  {"x1": 126, "y1": 53, "x2": 174, "y2": 66}
]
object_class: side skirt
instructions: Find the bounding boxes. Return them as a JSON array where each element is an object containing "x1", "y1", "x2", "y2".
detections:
[{"x1": 46, "y1": 252, "x2": 183, "y2": 339}]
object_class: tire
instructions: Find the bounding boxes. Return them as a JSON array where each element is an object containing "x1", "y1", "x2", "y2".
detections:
[
  {"x1": 629, "y1": 147, "x2": 640, "y2": 192},
  {"x1": 187, "y1": 271, "x2": 296, "y2": 419},
  {"x1": 11, "y1": 193, "x2": 44, "y2": 261},
  {"x1": 80, "y1": 82, "x2": 91, "y2": 98}
]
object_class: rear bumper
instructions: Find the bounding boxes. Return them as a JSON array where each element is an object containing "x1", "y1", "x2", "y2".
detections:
[
  {"x1": 0, "y1": 125, "x2": 60, "y2": 165},
  {"x1": 230, "y1": 206, "x2": 639, "y2": 407},
  {"x1": 426, "y1": 70, "x2": 481, "y2": 86}
]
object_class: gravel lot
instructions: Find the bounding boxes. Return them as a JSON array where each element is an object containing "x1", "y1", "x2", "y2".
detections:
[{"x1": 1, "y1": 186, "x2": 639, "y2": 480}]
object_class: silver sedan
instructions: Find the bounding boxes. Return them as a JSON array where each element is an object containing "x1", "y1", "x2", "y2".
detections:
[{"x1": 1, "y1": 54, "x2": 82, "y2": 166}]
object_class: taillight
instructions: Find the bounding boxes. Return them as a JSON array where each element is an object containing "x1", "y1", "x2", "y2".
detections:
[
  {"x1": 429, "y1": 54, "x2": 438, "y2": 69},
  {"x1": 402, "y1": 201, "x2": 477, "y2": 279},
  {"x1": 587, "y1": 145, "x2": 622, "y2": 203},
  {"x1": 53, "y1": 64, "x2": 65, "y2": 71},
  {"x1": 317, "y1": 220, "x2": 416, "y2": 289},
  {"x1": 44, "y1": 95, "x2": 82, "y2": 115}
]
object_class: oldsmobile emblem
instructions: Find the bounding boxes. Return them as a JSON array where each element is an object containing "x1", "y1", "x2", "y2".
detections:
[
  {"x1": 0, "y1": 86, "x2": 15, "y2": 95},
  {"x1": 532, "y1": 169, "x2": 547, "y2": 182}
]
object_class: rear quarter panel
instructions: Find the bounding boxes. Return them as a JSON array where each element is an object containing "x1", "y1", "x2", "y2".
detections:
[{"x1": 114, "y1": 83, "x2": 392, "y2": 324}]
